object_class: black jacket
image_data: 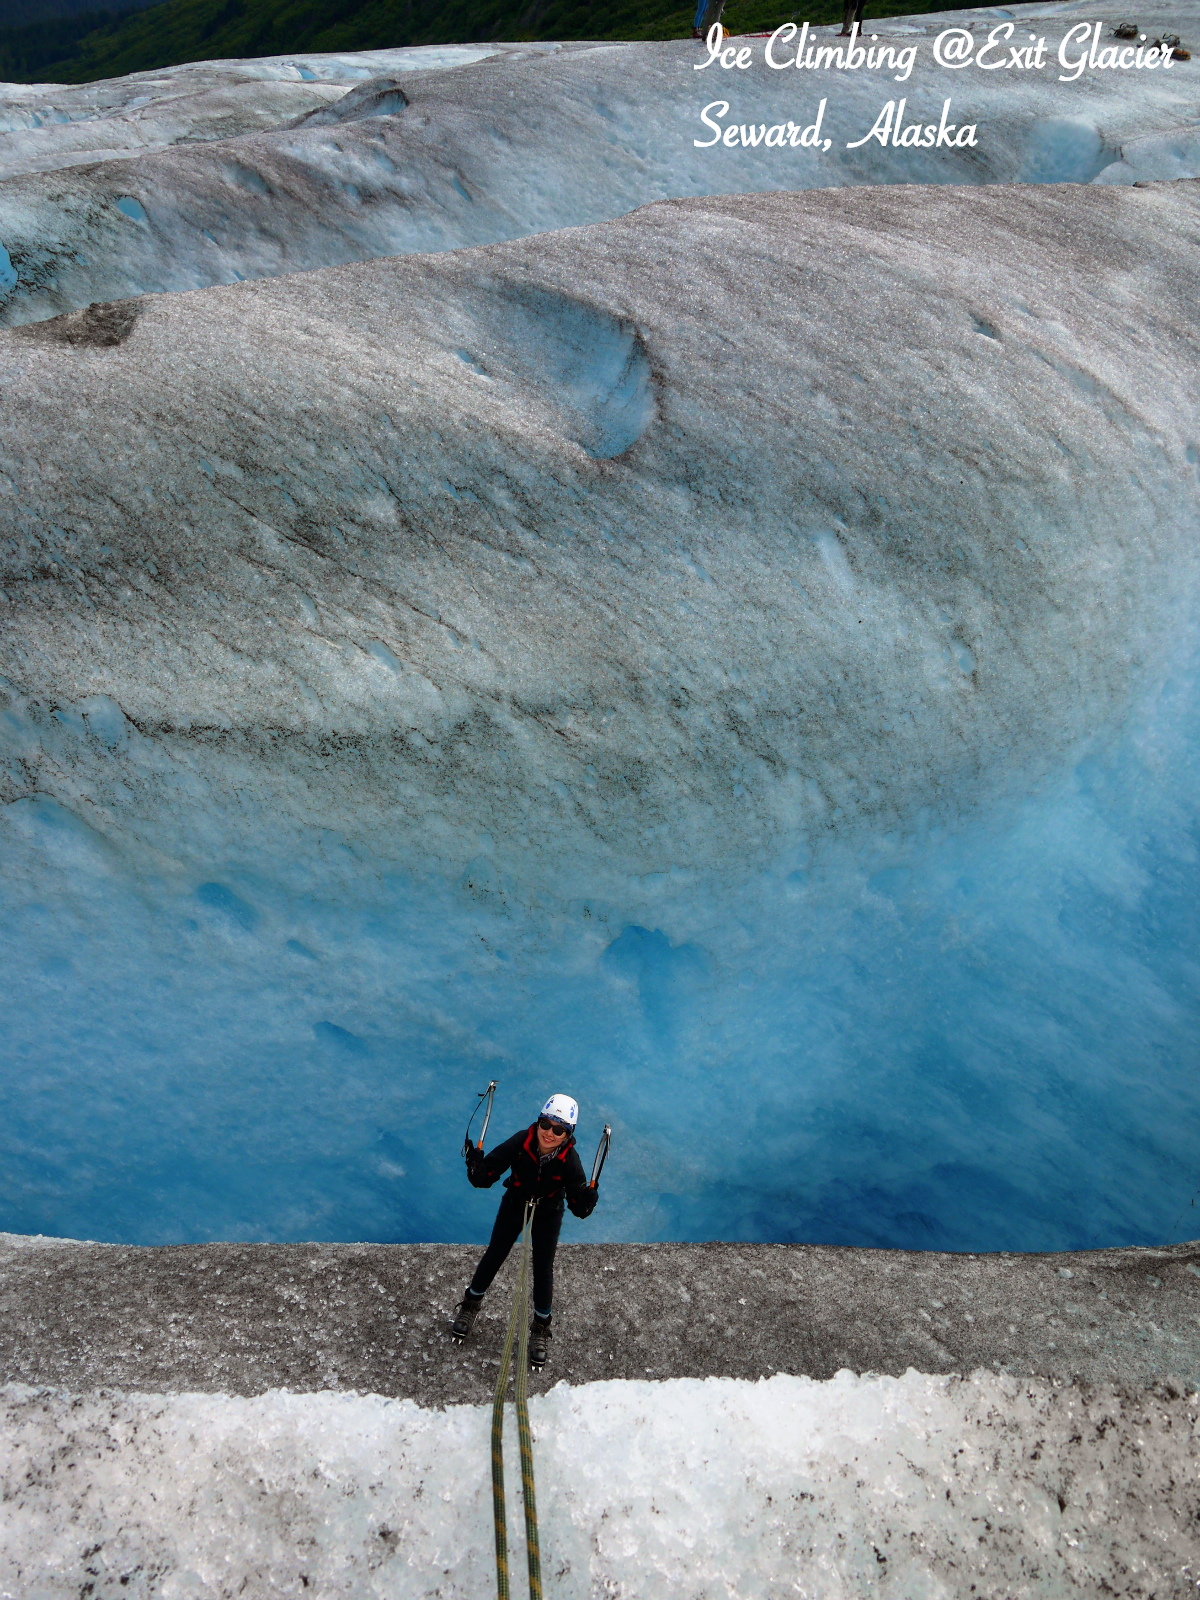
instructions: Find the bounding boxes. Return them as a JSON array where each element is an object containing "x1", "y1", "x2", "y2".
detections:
[{"x1": 469, "y1": 1125, "x2": 596, "y2": 1216}]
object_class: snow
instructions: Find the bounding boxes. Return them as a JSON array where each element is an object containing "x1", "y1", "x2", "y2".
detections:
[
  {"x1": 3, "y1": 5, "x2": 1200, "y2": 324},
  {"x1": 2, "y1": 1370, "x2": 1196, "y2": 1597},
  {"x1": 1, "y1": 175, "x2": 1199, "y2": 1250}
]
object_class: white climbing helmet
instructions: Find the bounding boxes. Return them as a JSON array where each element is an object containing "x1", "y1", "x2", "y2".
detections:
[{"x1": 540, "y1": 1093, "x2": 578, "y2": 1130}]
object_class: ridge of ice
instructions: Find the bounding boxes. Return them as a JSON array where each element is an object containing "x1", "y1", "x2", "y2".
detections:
[
  {"x1": 3, "y1": 10, "x2": 1200, "y2": 324},
  {"x1": 2, "y1": 1370, "x2": 1195, "y2": 1598}
]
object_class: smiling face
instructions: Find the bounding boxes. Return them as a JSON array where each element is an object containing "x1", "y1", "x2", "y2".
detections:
[{"x1": 536, "y1": 1117, "x2": 569, "y2": 1153}]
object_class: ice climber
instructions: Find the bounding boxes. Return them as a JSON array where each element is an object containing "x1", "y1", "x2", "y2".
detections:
[
  {"x1": 692, "y1": 0, "x2": 725, "y2": 38},
  {"x1": 450, "y1": 1093, "x2": 598, "y2": 1368}
]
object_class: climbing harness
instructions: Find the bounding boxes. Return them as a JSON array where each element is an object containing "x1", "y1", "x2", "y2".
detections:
[
  {"x1": 590, "y1": 1124, "x2": 612, "y2": 1188},
  {"x1": 465, "y1": 1079, "x2": 498, "y2": 1158},
  {"x1": 490, "y1": 1197, "x2": 542, "y2": 1600}
]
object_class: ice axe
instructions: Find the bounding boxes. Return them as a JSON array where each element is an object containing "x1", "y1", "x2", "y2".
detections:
[
  {"x1": 589, "y1": 1124, "x2": 611, "y2": 1188},
  {"x1": 464, "y1": 1079, "x2": 497, "y2": 1158}
]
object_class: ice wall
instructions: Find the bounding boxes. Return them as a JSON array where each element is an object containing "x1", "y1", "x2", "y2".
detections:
[{"x1": 2, "y1": 181, "x2": 1199, "y2": 1249}]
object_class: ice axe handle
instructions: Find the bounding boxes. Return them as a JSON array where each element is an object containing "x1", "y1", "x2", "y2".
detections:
[{"x1": 590, "y1": 1124, "x2": 612, "y2": 1187}]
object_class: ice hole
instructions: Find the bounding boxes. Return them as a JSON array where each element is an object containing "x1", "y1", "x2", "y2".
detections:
[
  {"x1": 302, "y1": 77, "x2": 410, "y2": 125},
  {"x1": 314, "y1": 1020, "x2": 369, "y2": 1055},
  {"x1": 79, "y1": 695, "x2": 127, "y2": 747},
  {"x1": 194, "y1": 882, "x2": 258, "y2": 931},
  {"x1": 1017, "y1": 119, "x2": 1118, "y2": 185},
  {"x1": 494, "y1": 290, "x2": 656, "y2": 460},
  {"x1": 226, "y1": 163, "x2": 271, "y2": 195},
  {"x1": 115, "y1": 196, "x2": 148, "y2": 223}
]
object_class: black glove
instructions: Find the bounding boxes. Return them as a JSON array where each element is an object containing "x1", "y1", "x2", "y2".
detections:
[
  {"x1": 571, "y1": 1184, "x2": 598, "y2": 1219},
  {"x1": 465, "y1": 1143, "x2": 483, "y2": 1178}
]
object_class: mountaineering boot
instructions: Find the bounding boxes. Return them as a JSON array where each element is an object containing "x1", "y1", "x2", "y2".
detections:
[
  {"x1": 450, "y1": 1290, "x2": 483, "y2": 1343},
  {"x1": 529, "y1": 1314, "x2": 552, "y2": 1369}
]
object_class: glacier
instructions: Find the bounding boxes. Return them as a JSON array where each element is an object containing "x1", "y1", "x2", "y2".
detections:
[
  {"x1": 3, "y1": 1370, "x2": 1196, "y2": 1599},
  {"x1": 3, "y1": 3, "x2": 1200, "y2": 325},
  {"x1": 3, "y1": 18, "x2": 1200, "y2": 1592},
  {"x1": 4, "y1": 1230, "x2": 1197, "y2": 1597},
  {"x1": 2, "y1": 162, "x2": 1199, "y2": 1249}
]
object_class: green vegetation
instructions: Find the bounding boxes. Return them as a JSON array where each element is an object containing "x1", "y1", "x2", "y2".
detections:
[
  {"x1": 2, "y1": 0, "x2": 954, "y2": 86},
  {"x1": 0, "y1": 9, "x2": 143, "y2": 80}
]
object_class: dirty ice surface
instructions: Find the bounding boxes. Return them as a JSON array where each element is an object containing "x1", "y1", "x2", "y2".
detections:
[
  {"x1": 3, "y1": 1371, "x2": 1198, "y2": 1599},
  {"x1": 2, "y1": 176, "x2": 1200, "y2": 1251},
  {"x1": 3, "y1": 1, "x2": 1200, "y2": 323},
  {"x1": 0, "y1": 44, "x2": 545, "y2": 180}
]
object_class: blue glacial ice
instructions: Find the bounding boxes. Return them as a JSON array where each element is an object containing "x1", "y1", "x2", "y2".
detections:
[
  {"x1": 1, "y1": 174, "x2": 1198, "y2": 1251},
  {"x1": 3, "y1": 660, "x2": 1198, "y2": 1252}
]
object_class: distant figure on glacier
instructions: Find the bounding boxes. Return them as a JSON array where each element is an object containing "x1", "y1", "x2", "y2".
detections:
[
  {"x1": 692, "y1": 0, "x2": 726, "y2": 39},
  {"x1": 450, "y1": 1093, "x2": 598, "y2": 1368}
]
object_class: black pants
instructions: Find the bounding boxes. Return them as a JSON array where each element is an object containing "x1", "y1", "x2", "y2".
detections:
[
  {"x1": 842, "y1": 0, "x2": 864, "y2": 31},
  {"x1": 469, "y1": 1190, "x2": 563, "y2": 1319}
]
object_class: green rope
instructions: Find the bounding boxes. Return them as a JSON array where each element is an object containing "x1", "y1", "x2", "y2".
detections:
[
  {"x1": 514, "y1": 1210, "x2": 543, "y2": 1600},
  {"x1": 490, "y1": 1199, "x2": 542, "y2": 1600},
  {"x1": 490, "y1": 1230, "x2": 522, "y2": 1599}
]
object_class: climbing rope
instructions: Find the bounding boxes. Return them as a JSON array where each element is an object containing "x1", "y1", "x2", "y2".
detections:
[
  {"x1": 514, "y1": 1216, "x2": 543, "y2": 1600},
  {"x1": 490, "y1": 1197, "x2": 542, "y2": 1600}
]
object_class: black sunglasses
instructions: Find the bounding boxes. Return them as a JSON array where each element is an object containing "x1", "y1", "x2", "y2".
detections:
[{"x1": 538, "y1": 1117, "x2": 570, "y2": 1135}]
